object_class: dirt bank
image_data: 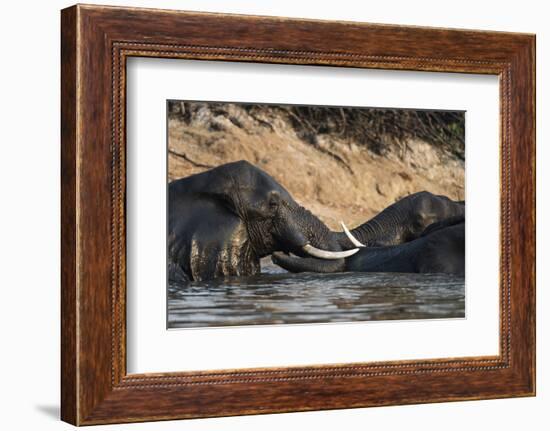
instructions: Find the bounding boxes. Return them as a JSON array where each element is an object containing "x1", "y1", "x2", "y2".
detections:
[{"x1": 168, "y1": 103, "x2": 464, "y2": 230}]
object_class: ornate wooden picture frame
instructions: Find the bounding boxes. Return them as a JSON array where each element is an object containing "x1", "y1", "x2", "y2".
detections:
[{"x1": 61, "y1": 4, "x2": 535, "y2": 425}]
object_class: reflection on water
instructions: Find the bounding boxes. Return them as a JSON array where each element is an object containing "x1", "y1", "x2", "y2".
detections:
[{"x1": 167, "y1": 260, "x2": 465, "y2": 329}]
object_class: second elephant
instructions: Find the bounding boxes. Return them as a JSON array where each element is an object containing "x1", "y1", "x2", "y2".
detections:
[{"x1": 273, "y1": 216, "x2": 465, "y2": 275}]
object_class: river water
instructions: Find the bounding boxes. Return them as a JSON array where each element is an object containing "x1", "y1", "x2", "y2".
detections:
[{"x1": 167, "y1": 259, "x2": 465, "y2": 329}]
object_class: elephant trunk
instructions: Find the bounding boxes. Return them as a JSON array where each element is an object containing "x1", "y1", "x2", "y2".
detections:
[
  {"x1": 272, "y1": 252, "x2": 346, "y2": 273},
  {"x1": 333, "y1": 218, "x2": 387, "y2": 250},
  {"x1": 274, "y1": 202, "x2": 359, "y2": 260}
]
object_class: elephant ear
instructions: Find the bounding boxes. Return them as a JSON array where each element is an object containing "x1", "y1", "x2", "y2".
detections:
[
  {"x1": 187, "y1": 202, "x2": 246, "y2": 280},
  {"x1": 204, "y1": 177, "x2": 241, "y2": 215},
  {"x1": 198, "y1": 160, "x2": 279, "y2": 217},
  {"x1": 182, "y1": 166, "x2": 241, "y2": 215},
  {"x1": 179, "y1": 160, "x2": 286, "y2": 218},
  {"x1": 169, "y1": 193, "x2": 246, "y2": 281}
]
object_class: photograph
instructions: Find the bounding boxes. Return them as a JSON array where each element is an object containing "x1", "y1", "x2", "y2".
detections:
[
  {"x1": 167, "y1": 100, "x2": 466, "y2": 328},
  {"x1": 53, "y1": 2, "x2": 536, "y2": 426}
]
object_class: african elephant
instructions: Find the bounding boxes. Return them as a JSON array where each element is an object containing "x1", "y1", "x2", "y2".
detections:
[
  {"x1": 272, "y1": 216, "x2": 465, "y2": 275},
  {"x1": 168, "y1": 161, "x2": 359, "y2": 282},
  {"x1": 334, "y1": 191, "x2": 465, "y2": 249}
]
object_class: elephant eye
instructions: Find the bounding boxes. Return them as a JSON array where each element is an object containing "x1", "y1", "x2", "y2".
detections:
[{"x1": 268, "y1": 192, "x2": 281, "y2": 210}]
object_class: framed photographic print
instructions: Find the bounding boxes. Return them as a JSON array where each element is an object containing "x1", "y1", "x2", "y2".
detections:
[{"x1": 61, "y1": 4, "x2": 535, "y2": 425}]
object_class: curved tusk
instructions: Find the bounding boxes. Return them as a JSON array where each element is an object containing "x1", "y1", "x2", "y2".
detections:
[
  {"x1": 302, "y1": 244, "x2": 359, "y2": 260},
  {"x1": 340, "y1": 221, "x2": 366, "y2": 248}
]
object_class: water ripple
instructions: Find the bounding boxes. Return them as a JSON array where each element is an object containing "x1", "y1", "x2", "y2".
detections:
[{"x1": 168, "y1": 263, "x2": 465, "y2": 328}]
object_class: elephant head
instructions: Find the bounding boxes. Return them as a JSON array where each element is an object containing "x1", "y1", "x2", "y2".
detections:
[
  {"x1": 333, "y1": 191, "x2": 466, "y2": 249},
  {"x1": 168, "y1": 160, "x2": 358, "y2": 281}
]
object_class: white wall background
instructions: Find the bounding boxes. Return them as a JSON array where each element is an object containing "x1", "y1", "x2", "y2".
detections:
[{"x1": 0, "y1": 0, "x2": 546, "y2": 429}]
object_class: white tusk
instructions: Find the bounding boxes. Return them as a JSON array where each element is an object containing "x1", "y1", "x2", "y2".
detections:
[
  {"x1": 340, "y1": 221, "x2": 366, "y2": 248},
  {"x1": 302, "y1": 244, "x2": 359, "y2": 260}
]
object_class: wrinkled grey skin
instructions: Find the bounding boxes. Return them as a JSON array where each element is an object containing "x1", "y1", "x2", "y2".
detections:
[
  {"x1": 272, "y1": 217, "x2": 465, "y2": 275},
  {"x1": 334, "y1": 191, "x2": 465, "y2": 249},
  {"x1": 168, "y1": 160, "x2": 344, "y2": 282},
  {"x1": 272, "y1": 192, "x2": 465, "y2": 275}
]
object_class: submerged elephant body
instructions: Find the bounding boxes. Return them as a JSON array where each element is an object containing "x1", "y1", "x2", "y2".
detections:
[
  {"x1": 273, "y1": 217, "x2": 465, "y2": 275},
  {"x1": 168, "y1": 161, "x2": 356, "y2": 282},
  {"x1": 346, "y1": 220, "x2": 465, "y2": 275}
]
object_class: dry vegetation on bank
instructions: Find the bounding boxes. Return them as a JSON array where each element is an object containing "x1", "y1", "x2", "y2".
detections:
[{"x1": 168, "y1": 101, "x2": 465, "y2": 230}]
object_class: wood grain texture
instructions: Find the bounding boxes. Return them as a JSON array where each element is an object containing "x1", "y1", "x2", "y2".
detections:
[
  {"x1": 60, "y1": 4, "x2": 536, "y2": 425},
  {"x1": 60, "y1": 6, "x2": 78, "y2": 425}
]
